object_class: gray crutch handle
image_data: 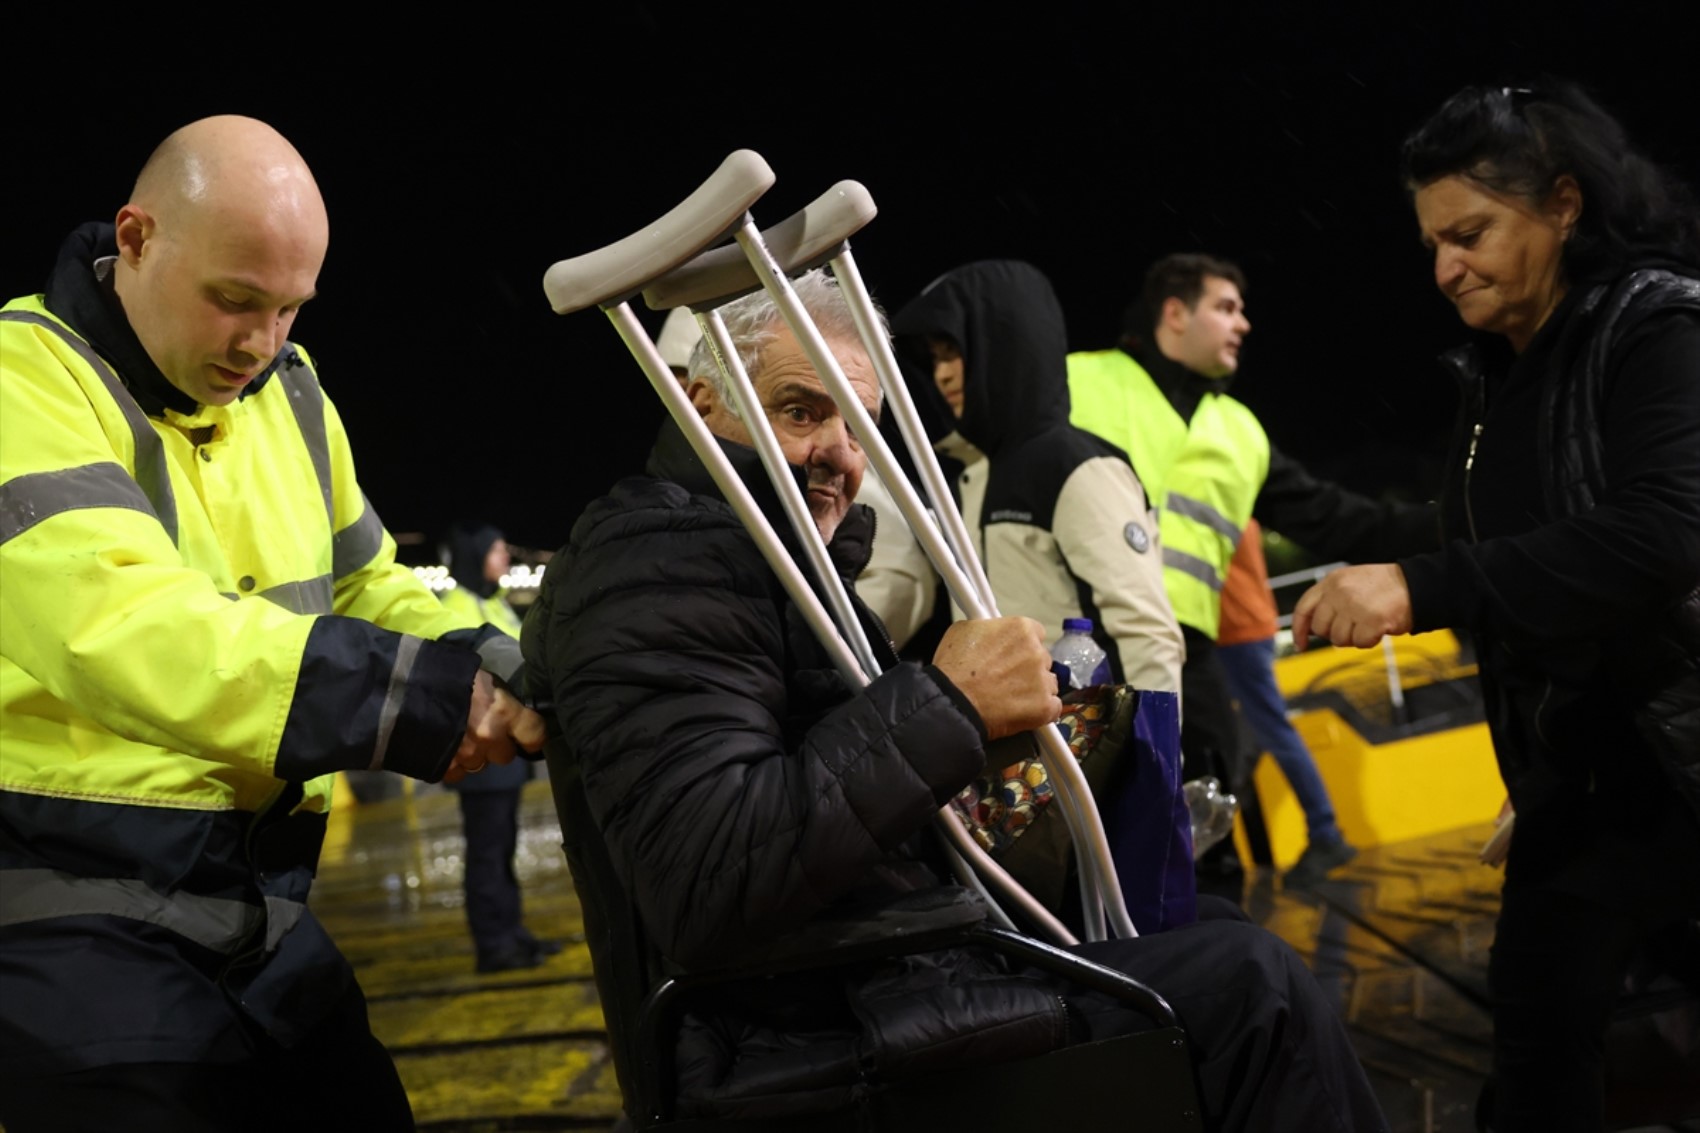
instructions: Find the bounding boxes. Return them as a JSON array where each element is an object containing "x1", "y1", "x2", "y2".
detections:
[
  {"x1": 542, "y1": 150, "x2": 775, "y2": 314},
  {"x1": 641, "y1": 181, "x2": 878, "y2": 312}
]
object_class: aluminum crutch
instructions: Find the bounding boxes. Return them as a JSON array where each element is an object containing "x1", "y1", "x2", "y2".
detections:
[
  {"x1": 646, "y1": 182, "x2": 885, "y2": 684},
  {"x1": 544, "y1": 151, "x2": 872, "y2": 687},
  {"x1": 723, "y1": 226, "x2": 1137, "y2": 941},
  {"x1": 645, "y1": 187, "x2": 1134, "y2": 942},
  {"x1": 545, "y1": 159, "x2": 1075, "y2": 944},
  {"x1": 642, "y1": 185, "x2": 1073, "y2": 942},
  {"x1": 544, "y1": 156, "x2": 1122, "y2": 944}
]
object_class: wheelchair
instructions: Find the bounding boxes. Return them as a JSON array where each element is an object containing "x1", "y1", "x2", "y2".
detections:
[{"x1": 547, "y1": 747, "x2": 1206, "y2": 1133}]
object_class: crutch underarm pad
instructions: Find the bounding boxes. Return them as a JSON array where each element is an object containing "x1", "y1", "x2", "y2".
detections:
[
  {"x1": 642, "y1": 180, "x2": 878, "y2": 312},
  {"x1": 541, "y1": 149, "x2": 775, "y2": 314}
]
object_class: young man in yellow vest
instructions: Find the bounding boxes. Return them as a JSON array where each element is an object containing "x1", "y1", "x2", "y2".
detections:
[{"x1": 1068, "y1": 254, "x2": 1437, "y2": 894}]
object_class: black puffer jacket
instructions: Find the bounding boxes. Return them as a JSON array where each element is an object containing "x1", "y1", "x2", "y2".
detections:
[
  {"x1": 526, "y1": 420, "x2": 1074, "y2": 1116},
  {"x1": 1400, "y1": 266, "x2": 1700, "y2": 888}
]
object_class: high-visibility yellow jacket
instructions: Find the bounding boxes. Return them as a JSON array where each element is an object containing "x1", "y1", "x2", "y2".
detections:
[
  {"x1": 0, "y1": 287, "x2": 519, "y2": 1071},
  {"x1": 1067, "y1": 349, "x2": 1269, "y2": 639},
  {"x1": 440, "y1": 584, "x2": 524, "y2": 640}
]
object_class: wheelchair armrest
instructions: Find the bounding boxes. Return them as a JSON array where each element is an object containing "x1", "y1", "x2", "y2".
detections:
[
  {"x1": 659, "y1": 885, "x2": 990, "y2": 984},
  {"x1": 969, "y1": 924, "x2": 1179, "y2": 1030}
]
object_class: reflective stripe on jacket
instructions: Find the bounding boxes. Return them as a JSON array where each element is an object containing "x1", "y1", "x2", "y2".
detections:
[
  {"x1": 0, "y1": 297, "x2": 488, "y2": 1070},
  {"x1": 1067, "y1": 349, "x2": 1269, "y2": 639}
]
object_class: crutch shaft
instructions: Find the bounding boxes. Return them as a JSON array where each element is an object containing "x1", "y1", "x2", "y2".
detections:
[{"x1": 831, "y1": 249, "x2": 998, "y2": 615}]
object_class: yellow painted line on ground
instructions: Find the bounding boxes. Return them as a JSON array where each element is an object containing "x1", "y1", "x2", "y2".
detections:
[
  {"x1": 394, "y1": 1038, "x2": 623, "y2": 1124},
  {"x1": 372, "y1": 980, "x2": 606, "y2": 1048},
  {"x1": 352, "y1": 941, "x2": 597, "y2": 998}
]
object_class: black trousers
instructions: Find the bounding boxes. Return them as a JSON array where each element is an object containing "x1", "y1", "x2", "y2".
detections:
[
  {"x1": 0, "y1": 980, "x2": 413, "y2": 1133},
  {"x1": 1064, "y1": 918, "x2": 1388, "y2": 1133},
  {"x1": 1181, "y1": 629, "x2": 1271, "y2": 892},
  {"x1": 459, "y1": 787, "x2": 527, "y2": 961},
  {"x1": 1179, "y1": 628, "x2": 1245, "y2": 789},
  {"x1": 1487, "y1": 790, "x2": 1700, "y2": 1132}
]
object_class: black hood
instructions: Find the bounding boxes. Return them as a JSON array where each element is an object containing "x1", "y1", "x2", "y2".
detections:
[
  {"x1": 41, "y1": 222, "x2": 287, "y2": 416},
  {"x1": 446, "y1": 523, "x2": 504, "y2": 598},
  {"x1": 890, "y1": 260, "x2": 1071, "y2": 455}
]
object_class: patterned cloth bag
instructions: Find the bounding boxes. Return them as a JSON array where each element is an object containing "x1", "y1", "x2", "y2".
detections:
[{"x1": 947, "y1": 685, "x2": 1195, "y2": 934}]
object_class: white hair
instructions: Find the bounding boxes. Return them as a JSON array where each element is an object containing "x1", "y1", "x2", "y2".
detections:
[{"x1": 685, "y1": 269, "x2": 887, "y2": 417}]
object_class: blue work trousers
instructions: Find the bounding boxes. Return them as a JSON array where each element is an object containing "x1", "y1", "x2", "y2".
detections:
[{"x1": 1216, "y1": 637, "x2": 1344, "y2": 848}]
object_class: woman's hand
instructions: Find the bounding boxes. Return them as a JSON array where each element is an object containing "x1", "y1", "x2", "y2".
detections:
[{"x1": 1292, "y1": 563, "x2": 1414, "y2": 648}]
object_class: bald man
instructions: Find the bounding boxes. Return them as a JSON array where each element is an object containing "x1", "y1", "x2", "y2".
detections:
[{"x1": 0, "y1": 117, "x2": 542, "y2": 1129}]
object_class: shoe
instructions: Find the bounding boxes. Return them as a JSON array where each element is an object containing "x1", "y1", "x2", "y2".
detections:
[
  {"x1": 475, "y1": 948, "x2": 545, "y2": 974},
  {"x1": 1283, "y1": 840, "x2": 1358, "y2": 889},
  {"x1": 516, "y1": 930, "x2": 565, "y2": 958}
]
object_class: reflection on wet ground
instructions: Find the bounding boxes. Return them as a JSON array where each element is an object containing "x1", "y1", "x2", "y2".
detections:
[{"x1": 312, "y1": 782, "x2": 1693, "y2": 1132}]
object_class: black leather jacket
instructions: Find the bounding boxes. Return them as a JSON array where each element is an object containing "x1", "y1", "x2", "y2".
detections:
[
  {"x1": 525, "y1": 421, "x2": 1074, "y2": 1117},
  {"x1": 1401, "y1": 268, "x2": 1700, "y2": 824}
]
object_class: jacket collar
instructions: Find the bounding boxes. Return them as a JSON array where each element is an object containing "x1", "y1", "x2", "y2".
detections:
[
  {"x1": 644, "y1": 417, "x2": 875, "y2": 582},
  {"x1": 1127, "y1": 344, "x2": 1233, "y2": 424}
]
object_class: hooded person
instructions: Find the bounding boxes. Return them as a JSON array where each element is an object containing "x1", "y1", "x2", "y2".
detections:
[
  {"x1": 880, "y1": 259, "x2": 1185, "y2": 695},
  {"x1": 441, "y1": 521, "x2": 523, "y2": 638},
  {"x1": 438, "y1": 522, "x2": 560, "y2": 972}
]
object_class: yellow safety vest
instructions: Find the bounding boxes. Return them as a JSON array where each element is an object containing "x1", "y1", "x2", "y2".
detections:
[
  {"x1": 440, "y1": 585, "x2": 524, "y2": 639},
  {"x1": 1067, "y1": 349, "x2": 1269, "y2": 639}
]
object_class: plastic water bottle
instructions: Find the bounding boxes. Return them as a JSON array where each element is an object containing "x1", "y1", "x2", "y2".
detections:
[
  {"x1": 1183, "y1": 777, "x2": 1240, "y2": 859},
  {"x1": 1049, "y1": 618, "x2": 1112, "y2": 691}
]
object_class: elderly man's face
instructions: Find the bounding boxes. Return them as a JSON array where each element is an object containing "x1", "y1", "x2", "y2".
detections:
[{"x1": 691, "y1": 325, "x2": 879, "y2": 542}]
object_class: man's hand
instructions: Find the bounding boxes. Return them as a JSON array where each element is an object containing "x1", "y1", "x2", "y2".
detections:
[
  {"x1": 931, "y1": 616, "x2": 1062, "y2": 741},
  {"x1": 1291, "y1": 563, "x2": 1414, "y2": 649},
  {"x1": 442, "y1": 670, "x2": 549, "y2": 784}
]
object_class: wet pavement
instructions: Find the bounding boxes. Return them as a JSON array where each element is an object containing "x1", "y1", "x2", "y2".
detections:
[{"x1": 310, "y1": 781, "x2": 1696, "y2": 1132}]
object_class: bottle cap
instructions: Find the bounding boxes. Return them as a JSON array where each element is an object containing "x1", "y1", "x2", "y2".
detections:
[{"x1": 1062, "y1": 617, "x2": 1094, "y2": 634}]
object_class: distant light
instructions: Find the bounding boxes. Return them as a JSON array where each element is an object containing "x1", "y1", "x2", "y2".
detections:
[
  {"x1": 500, "y1": 563, "x2": 546, "y2": 592},
  {"x1": 411, "y1": 564, "x2": 458, "y2": 592}
]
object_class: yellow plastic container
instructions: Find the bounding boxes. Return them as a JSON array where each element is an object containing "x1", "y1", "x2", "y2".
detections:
[{"x1": 1234, "y1": 631, "x2": 1505, "y2": 868}]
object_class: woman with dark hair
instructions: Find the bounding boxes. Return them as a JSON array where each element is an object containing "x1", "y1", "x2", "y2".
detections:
[{"x1": 1293, "y1": 82, "x2": 1700, "y2": 1131}]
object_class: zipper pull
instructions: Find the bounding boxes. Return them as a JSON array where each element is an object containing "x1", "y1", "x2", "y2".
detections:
[{"x1": 1464, "y1": 422, "x2": 1485, "y2": 543}]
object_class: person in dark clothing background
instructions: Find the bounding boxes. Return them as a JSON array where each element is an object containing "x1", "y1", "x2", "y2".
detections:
[
  {"x1": 525, "y1": 270, "x2": 1389, "y2": 1131},
  {"x1": 1295, "y1": 81, "x2": 1700, "y2": 1133},
  {"x1": 440, "y1": 522, "x2": 561, "y2": 973},
  {"x1": 1069, "y1": 255, "x2": 1438, "y2": 895}
]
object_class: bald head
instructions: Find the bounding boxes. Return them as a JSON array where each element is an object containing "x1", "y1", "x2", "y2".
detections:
[
  {"x1": 112, "y1": 116, "x2": 328, "y2": 407},
  {"x1": 132, "y1": 116, "x2": 326, "y2": 235}
]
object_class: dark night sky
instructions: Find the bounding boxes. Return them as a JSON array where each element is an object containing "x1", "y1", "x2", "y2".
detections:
[{"x1": 6, "y1": 8, "x2": 1695, "y2": 558}]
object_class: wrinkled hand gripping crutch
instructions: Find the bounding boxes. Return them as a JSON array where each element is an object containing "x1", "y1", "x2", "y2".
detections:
[{"x1": 543, "y1": 151, "x2": 1135, "y2": 945}]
